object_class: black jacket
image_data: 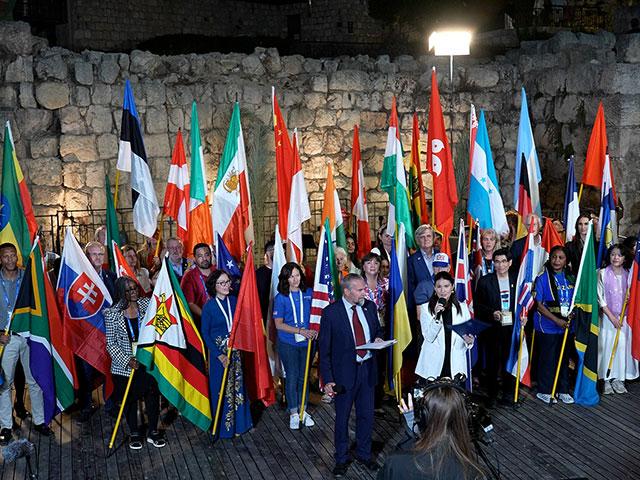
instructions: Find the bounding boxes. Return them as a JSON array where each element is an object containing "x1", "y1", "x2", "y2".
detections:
[{"x1": 474, "y1": 271, "x2": 518, "y2": 325}]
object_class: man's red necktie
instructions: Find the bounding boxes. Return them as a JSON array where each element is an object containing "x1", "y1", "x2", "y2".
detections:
[{"x1": 351, "y1": 305, "x2": 367, "y2": 358}]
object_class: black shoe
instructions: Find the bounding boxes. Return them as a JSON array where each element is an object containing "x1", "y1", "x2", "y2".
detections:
[
  {"x1": 0, "y1": 428, "x2": 12, "y2": 445},
  {"x1": 147, "y1": 430, "x2": 166, "y2": 448},
  {"x1": 332, "y1": 463, "x2": 350, "y2": 477},
  {"x1": 129, "y1": 434, "x2": 143, "y2": 450},
  {"x1": 34, "y1": 423, "x2": 54, "y2": 437},
  {"x1": 356, "y1": 457, "x2": 379, "y2": 471},
  {"x1": 14, "y1": 406, "x2": 30, "y2": 420}
]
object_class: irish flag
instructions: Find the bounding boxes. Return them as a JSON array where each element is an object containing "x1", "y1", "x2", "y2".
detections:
[
  {"x1": 322, "y1": 162, "x2": 346, "y2": 250},
  {"x1": 212, "y1": 103, "x2": 254, "y2": 261},
  {"x1": 350, "y1": 125, "x2": 371, "y2": 256},
  {"x1": 186, "y1": 102, "x2": 213, "y2": 254}
]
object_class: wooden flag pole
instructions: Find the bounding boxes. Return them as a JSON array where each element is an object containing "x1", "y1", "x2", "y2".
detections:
[
  {"x1": 578, "y1": 183, "x2": 584, "y2": 204},
  {"x1": 212, "y1": 345, "x2": 233, "y2": 437},
  {"x1": 550, "y1": 324, "x2": 571, "y2": 400},
  {"x1": 113, "y1": 170, "x2": 121, "y2": 210},
  {"x1": 529, "y1": 330, "x2": 536, "y2": 366},
  {"x1": 606, "y1": 295, "x2": 629, "y2": 378},
  {"x1": 108, "y1": 369, "x2": 135, "y2": 449},
  {"x1": 298, "y1": 338, "x2": 314, "y2": 422},
  {"x1": 154, "y1": 215, "x2": 165, "y2": 257},
  {"x1": 514, "y1": 322, "x2": 525, "y2": 403}
]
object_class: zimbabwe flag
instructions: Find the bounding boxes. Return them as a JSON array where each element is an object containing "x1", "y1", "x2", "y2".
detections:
[
  {"x1": 0, "y1": 122, "x2": 37, "y2": 265},
  {"x1": 136, "y1": 257, "x2": 212, "y2": 431}
]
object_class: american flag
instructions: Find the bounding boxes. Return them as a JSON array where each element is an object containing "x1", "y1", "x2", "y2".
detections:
[{"x1": 309, "y1": 221, "x2": 338, "y2": 331}]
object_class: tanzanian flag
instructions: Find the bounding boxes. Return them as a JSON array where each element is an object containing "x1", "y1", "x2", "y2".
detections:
[
  {"x1": 137, "y1": 257, "x2": 212, "y2": 431},
  {"x1": 570, "y1": 222, "x2": 599, "y2": 406},
  {"x1": 0, "y1": 122, "x2": 38, "y2": 265},
  {"x1": 11, "y1": 238, "x2": 77, "y2": 424}
]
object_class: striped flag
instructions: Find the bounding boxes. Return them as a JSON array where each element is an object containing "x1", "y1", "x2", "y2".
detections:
[
  {"x1": 12, "y1": 238, "x2": 77, "y2": 424},
  {"x1": 597, "y1": 154, "x2": 617, "y2": 267},
  {"x1": 350, "y1": 125, "x2": 371, "y2": 256},
  {"x1": 322, "y1": 162, "x2": 347, "y2": 250},
  {"x1": 0, "y1": 121, "x2": 38, "y2": 266},
  {"x1": 514, "y1": 87, "x2": 542, "y2": 218},
  {"x1": 287, "y1": 129, "x2": 311, "y2": 262},
  {"x1": 515, "y1": 153, "x2": 533, "y2": 239},
  {"x1": 137, "y1": 257, "x2": 212, "y2": 431},
  {"x1": 117, "y1": 80, "x2": 159, "y2": 237},
  {"x1": 563, "y1": 157, "x2": 580, "y2": 242},
  {"x1": 454, "y1": 219, "x2": 474, "y2": 316},
  {"x1": 310, "y1": 219, "x2": 340, "y2": 332},
  {"x1": 408, "y1": 113, "x2": 429, "y2": 227},
  {"x1": 212, "y1": 103, "x2": 254, "y2": 261},
  {"x1": 105, "y1": 175, "x2": 121, "y2": 272},
  {"x1": 163, "y1": 129, "x2": 190, "y2": 244},
  {"x1": 627, "y1": 233, "x2": 640, "y2": 361},
  {"x1": 267, "y1": 226, "x2": 286, "y2": 376},
  {"x1": 186, "y1": 101, "x2": 213, "y2": 254}
]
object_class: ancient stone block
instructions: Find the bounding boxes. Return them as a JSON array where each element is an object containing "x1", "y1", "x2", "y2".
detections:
[
  {"x1": 242, "y1": 54, "x2": 265, "y2": 76},
  {"x1": 86, "y1": 105, "x2": 114, "y2": 133},
  {"x1": 144, "y1": 133, "x2": 171, "y2": 158},
  {"x1": 288, "y1": 107, "x2": 314, "y2": 128},
  {"x1": 130, "y1": 50, "x2": 160, "y2": 74},
  {"x1": 32, "y1": 186, "x2": 65, "y2": 207},
  {"x1": 145, "y1": 106, "x2": 168, "y2": 134},
  {"x1": 5, "y1": 56, "x2": 33, "y2": 83},
  {"x1": 59, "y1": 105, "x2": 86, "y2": 136},
  {"x1": 282, "y1": 55, "x2": 304, "y2": 75},
  {"x1": 30, "y1": 135, "x2": 58, "y2": 158},
  {"x1": 310, "y1": 75, "x2": 328, "y2": 93},
  {"x1": 97, "y1": 133, "x2": 118, "y2": 159},
  {"x1": 14, "y1": 109, "x2": 53, "y2": 137},
  {"x1": 85, "y1": 161, "x2": 105, "y2": 188},
  {"x1": 99, "y1": 58, "x2": 119, "y2": 84},
  {"x1": 329, "y1": 71, "x2": 369, "y2": 92},
  {"x1": 465, "y1": 66, "x2": 500, "y2": 89},
  {"x1": 74, "y1": 61, "x2": 93, "y2": 86},
  {"x1": 59, "y1": 134, "x2": 97, "y2": 162},
  {"x1": 315, "y1": 109, "x2": 337, "y2": 128},
  {"x1": 0, "y1": 86, "x2": 17, "y2": 108},
  {"x1": 0, "y1": 21, "x2": 34, "y2": 55},
  {"x1": 304, "y1": 92, "x2": 327, "y2": 110},
  {"x1": 553, "y1": 95, "x2": 580, "y2": 123},
  {"x1": 91, "y1": 83, "x2": 112, "y2": 105},
  {"x1": 18, "y1": 82, "x2": 36, "y2": 108},
  {"x1": 35, "y1": 82, "x2": 70, "y2": 109},
  {"x1": 26, "y1": 157, "x2": 62, "y2": 187},
  {"x1": 35, "y1": 54, "x2": 67, "y2": 81}
]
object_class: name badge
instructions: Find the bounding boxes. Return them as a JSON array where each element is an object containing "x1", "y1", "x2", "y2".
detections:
[
  {"x1": 131, "y1": 342, "x2": 138, "y2": 355},
  {"x1": 560, "y1": 306, "x2": 569, "y2": 318},
  {"x1": 501, "y1": 310, "x2": 513, "y2": 326},
  {"x1": 294, "y1": 333, "x2": 306, "y2": 343}
]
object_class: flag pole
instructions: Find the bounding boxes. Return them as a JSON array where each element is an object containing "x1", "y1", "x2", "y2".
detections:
[
  {"x1": 212, "y1": 345, "x2": 232, "y2": 437},
  {"x1": 550, "y1": 323, "x2": 571, "y2": 400},
  {"x1": 154, "y1": 215, "x2": 164, "y2": 257},
  {"x1": 606, "y1": 294, "x2": 629, "y2": 378},
  {"x1": 108, "y1": 369, "x2": 135, "y2": 449},
  {"x1": 514, "y1": 322, "x2": 525, "y2": 403},
  {"x1": 298, "y1": 338, "x2": 314, "y2": 422},
  {"x1": 578, "y1": 183, "x2": 584, "y2": 204},
  {"x1": 113, "y1": 170, "x2": 121, "y2": 210},
  {"x1": 529, "y1": 330, "x2": 536, "y2": 366}
]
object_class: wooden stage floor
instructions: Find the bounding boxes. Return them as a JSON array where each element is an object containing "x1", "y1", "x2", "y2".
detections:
[{"x1": 1, "y1": 382, "x2": 638, "y2": 479}]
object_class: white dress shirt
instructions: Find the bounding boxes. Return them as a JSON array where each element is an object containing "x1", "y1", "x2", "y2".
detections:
[{"x1": 342, "y1": 297, "x2": 372, "y2": 362}]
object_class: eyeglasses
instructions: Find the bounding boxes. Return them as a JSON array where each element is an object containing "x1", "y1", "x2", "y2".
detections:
[{"x1": 216, "y1": 280, "x2": 231, "y2": 286}]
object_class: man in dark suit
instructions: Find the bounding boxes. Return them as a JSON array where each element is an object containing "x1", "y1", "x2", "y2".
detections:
[
  {"x1": 319, "y1": 274, "x2": 384, "y2": 477},
  {"x1": 474, "y1": 247, "x2": 518, "y2": 405},
  {"x1": 408, "y1": 224, "x2": 438, "y2": 305},
  {"x1": 509, "y1": 214, "x2": 542, "y2": 274}
]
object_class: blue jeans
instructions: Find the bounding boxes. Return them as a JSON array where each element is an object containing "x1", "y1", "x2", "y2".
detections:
[{"x1": 279, "y1": 341, "x2": 312, "y2": 413}]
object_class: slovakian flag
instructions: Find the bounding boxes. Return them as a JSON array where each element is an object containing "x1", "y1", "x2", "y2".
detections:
[
  {"x1": 163, "y1": 129, "x2": 190, "y2": 244},
  {"x1": 468, "y1": 110, "x2": 508, "y2": 236},
  {"x1": 350, "y1": 125, "x2": 372, "y2": 256},
  {"x1": 117, "y1": 80, "x2": 159, "y2": 238},
  {"x1": 514, "y1": 88, "x2": 542, "y2": 218},
  {"x1": 212, "y1": 102, "x2": 254, "y2": 261},
  {"x1": 186, "y1": 101, "x2": 213, "y2": 254},
  {"x1": 408, "y1": 113, "x2": 429, "y2": 227},
  {"x1": 583, "y1": 102, "x2": 616, "y2": 201},
  {"x1": 381, "y1": 97, "x2": 414, "y2": 249},
  {"x1": 216, "y1": 233, "x2": 241, "y2": 279},
  {"x1": 273, "y1": 88, "x2": 295, "y2": 242},
  {"x1": 230, "y1": 245, "x2": 275, "y2": 406},
  {"x1": 563, "y1": 156, "x2": 580, "y2": 242},
  {"x1": 427, "y1": 68, "x2": 457, "y2": 256},
  {"x1": 322, "y1": 161, "x2": 347, "y2": 250},
  {"x1": 506, "y1": 222, "x2": 536, "y2": 386},
  {"x1": 0, "y1": 121, "x2": 38, "y2": 266},
  {"x1": 627, "y1": 233, "x2": 640, "y2": 361},
  {"x1": 57, "y1": 228, "x2": 113, "y2": 394},
  {"x1": 597, "y1": 155, "x2": 617, "y2": 267},
  {"x1": 287, "y1": 130, "x2": 311, "y2": 263},
  {"x1": 310, "y1": 219, "x2": 340, "y2": 332},
  {"x1": 12, "y1": 238, "x2": 77, "y2": 424}
]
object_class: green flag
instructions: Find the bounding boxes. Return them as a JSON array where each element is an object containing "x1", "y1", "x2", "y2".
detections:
[{"x1": 105, "y1": 175, "x2": 121, "y2": 271}]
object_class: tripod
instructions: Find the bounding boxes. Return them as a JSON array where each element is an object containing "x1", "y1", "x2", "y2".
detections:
[{"x1": 473, "y1": 438, "x2": 501, "y2": 480}]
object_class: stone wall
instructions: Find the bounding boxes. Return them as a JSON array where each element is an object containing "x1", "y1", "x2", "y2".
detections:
[{"x1": 1, "y1": 21, "x2": 640, "y2": 239}]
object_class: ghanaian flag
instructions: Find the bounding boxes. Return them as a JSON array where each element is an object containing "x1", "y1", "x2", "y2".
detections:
[
  {"x1": 0, "y1": 122, "x2": 38, "y2": 265},
  {"x1": 137, "y1": 258, "x2": 212, "y2": 431}
]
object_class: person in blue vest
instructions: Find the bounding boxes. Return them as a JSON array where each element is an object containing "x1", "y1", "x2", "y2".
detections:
[{"x1": 273, "y1": 262, "x2": 317, "y2": 430}]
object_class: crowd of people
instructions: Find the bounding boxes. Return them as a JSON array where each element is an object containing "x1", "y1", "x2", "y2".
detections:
[{"x1": 0, "y1": 208, "x2": 637, "y2": 479}]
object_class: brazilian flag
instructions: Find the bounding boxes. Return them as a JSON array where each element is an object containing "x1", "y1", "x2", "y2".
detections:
[
  {"x1": 570, "y1": 223, "x2": 600, "y2": 406},
  {"x1": 0, "y1": 122, "x2": 37, "y2": 266}
]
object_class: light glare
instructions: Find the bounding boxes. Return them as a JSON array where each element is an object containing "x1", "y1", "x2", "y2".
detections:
[{"x1": 429, "y1": 31, "x2": 472, "y2": 56}]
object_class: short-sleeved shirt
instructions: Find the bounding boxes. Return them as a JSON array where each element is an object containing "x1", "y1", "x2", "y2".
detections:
[
  {"x1": 273, "y1": 289, "x2": 312, "y2": 347},
  {"x1": 180, "y1": 267, "x2": 211, "y2": 311}
]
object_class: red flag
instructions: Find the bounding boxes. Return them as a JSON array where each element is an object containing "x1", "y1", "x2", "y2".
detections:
[
  {"x1": 229, "y1": 245, "x2": 275, "y2": 406},
  {"x1": 111, "y1": 240, "x2": 149, "y2": 295},
  {"x1": 273, "y1": 89, "x2": 295, "y2": 240},
  {"x1": 409, "y1": 113, "x2": 429, "y2": 226},
  {"x1": 350, "y1": 126, "x2": 371, "y2": 256},
  {"x1": 541, "y1": 216, "x2": 564, "y2": 253},
  {"x1": 627, "y1": 236, "x2": 640, "y2": 360},
  {"x1": 162, "y1": 129, "x2": 190, "y2": 244},
  {"x1": 583, "y1": 102, "x2": 617, "y2": 200},
  {"x1": 427, "y1": 68, "x2": 457, "y2": 256}
]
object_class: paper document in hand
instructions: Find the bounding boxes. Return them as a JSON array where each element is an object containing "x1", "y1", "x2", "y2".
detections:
[{"x1": 359, "y1": 339, "x2": 397, "y2": 350}]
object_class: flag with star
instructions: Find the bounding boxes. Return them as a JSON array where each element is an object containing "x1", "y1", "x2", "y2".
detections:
[{"x1": 216, "y1": 233, "x2": 241, "y2": 278}]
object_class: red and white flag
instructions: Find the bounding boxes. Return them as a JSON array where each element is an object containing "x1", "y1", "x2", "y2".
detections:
[
  {"x1": 350, "y1": 125, "x2": 371, "y2": 255},
  {"x1": 273, "y1": 88, "x2": 295, "y2": 242},
  {"x1": 287, "y1": 129, "x2": 310, "y2": 263},
  {"x1": 162, "y1": 129, "x2": 190, "y2": 244}
]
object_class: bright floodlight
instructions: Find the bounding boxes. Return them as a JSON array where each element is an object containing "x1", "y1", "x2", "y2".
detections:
[{"x1": 429, "y1": 31, "x2": 472, "y2": 56}]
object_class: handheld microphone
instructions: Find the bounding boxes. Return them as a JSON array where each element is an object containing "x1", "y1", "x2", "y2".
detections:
[
  {"x1": 435, "y1": 297, "x2": 447, "y2": 320},
  {"x1": 2, "y1": 438, "x2": 35, "y2": 464}
]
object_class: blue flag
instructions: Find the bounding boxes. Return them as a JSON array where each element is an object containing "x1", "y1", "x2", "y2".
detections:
[
  {"x1": 514, "y1": 88, "x2": 542, "y2": 217},
  {"x1": 563, "y1": 156, "x2": 580, "y2": 242},
  {"x1": 216, "y1": 233, "x2": 241, "y2": 278}
]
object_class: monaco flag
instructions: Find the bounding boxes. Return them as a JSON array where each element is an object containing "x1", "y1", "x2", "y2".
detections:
[
  {"x1": 212, "y1": 102, "x2": 254, "y2": 261},
  {"x1": 350, "y1": 125, "x2": 371, "y2": 256},
  {"x1": 163, "y1": 129, "x2": 190, "y2": 244}
]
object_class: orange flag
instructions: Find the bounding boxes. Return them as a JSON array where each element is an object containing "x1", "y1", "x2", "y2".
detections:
[
  {"x1": 272, "y1": 88, "x2": 295, "y2": 240},
  {"x1": 229, "y1": 244, "x2": 276, "y2": 406},
  {"x1": 583, "y1": 102, "x2": 616, "y2": 201},
  {"x1": 541, "y1": 217, "x2": 564, "y2": 253},
  {"x1": 427, "y1": 68, "x2": 458, "y2": 256}
]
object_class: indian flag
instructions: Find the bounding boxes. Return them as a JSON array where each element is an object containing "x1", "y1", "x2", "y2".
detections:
[
  {"x1": 137, "y1": 258, "x2": 212, "y2": 431},
  {"x1": 0, "y1": 121, "x2": 38, "y2": 265},
  {"x1": 186, "y1": 101, "x2": 213, "y2": 254},
  {"x1": 212, "y1": 102, "x2": 254, "y2": 261},
  {"x1": 321, "y1": 162, "x2": 346, "y2": 250}
]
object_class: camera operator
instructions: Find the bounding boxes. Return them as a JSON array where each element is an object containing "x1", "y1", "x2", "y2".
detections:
[{"x1": 378, "y1": 384, "x2": 485, "y2": 480}]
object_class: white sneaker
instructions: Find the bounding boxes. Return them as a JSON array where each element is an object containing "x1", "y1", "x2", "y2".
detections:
[
  {"x1": 302, "y1": 413, "x2": 315, "y2": 427},
  {"x1": 536, "y1": 393, "x2": 553, "y2": 404},
  {"x1": 558, "y1": 393, "x2": 574, "y2": 404},
  {"x1": 612, "y1": 380, "x2": 628, "y2": 394},
  {"x1": 289, "y1": 413, "x2": 300, "y2": 430},
  {"x1": 603, "y1": 380, "x2": 614, "y2": 395}
]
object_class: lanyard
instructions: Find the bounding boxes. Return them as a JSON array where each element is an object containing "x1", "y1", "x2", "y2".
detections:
[
  {"x1": 288, "y1": 290, "x2": 304, "y2": 328},
  {"x1": 198, "y1": 272, "x2": 211, "y2": 299},
  {"x1": 554, "y1": 273, "x2": 571, "y2": 307},
  {"x1": 0, "y1": 271, "x2": 21, "y2": 322},
  {"x1": 215, "y1": 297, "x2": 233, "y2": 332},
  {"x1": 125, "y1": 312, "x2": 140, "y2": 343}
]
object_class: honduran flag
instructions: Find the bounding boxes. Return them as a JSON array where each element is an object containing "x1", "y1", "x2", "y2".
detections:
[
  {"x1": 597, "y1": 154, "x2": 617, "y2": 267},
  {"x1": 563, "y1": 156, "x2": 580, "y2": 242},
  {"x1": 57, "y1": 228, "x2": 113, "y2": 393},
  {"x1": 468, "y1": 111, "x2": 508, "y2": 236}
]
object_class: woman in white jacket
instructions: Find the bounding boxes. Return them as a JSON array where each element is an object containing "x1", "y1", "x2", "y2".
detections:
[{"x1": 416, "y1": 272, "x2": 474, "y2": 380}]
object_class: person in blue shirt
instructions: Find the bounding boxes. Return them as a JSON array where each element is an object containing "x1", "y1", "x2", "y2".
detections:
[
  {"x1": 533, "y1": 245, "x2": 576, "y2": 405},
  {"x1": 201, "y1": 270, "x2": 252, "y2": 439},
  {"x1": 273, "y1": 262, "x2": 317, "y2": 430}
]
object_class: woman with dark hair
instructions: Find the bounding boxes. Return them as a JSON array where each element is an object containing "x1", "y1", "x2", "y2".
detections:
[
  {"x1": 378, "y1": 386, "x2": 485, "y2": 479},
  {"x1": 565, "y1": 214, "x2": 599, "y2": 275},
  {"x1": 201, "y1": 270, "x2": 252, "y2": 438},
  {"x1": 534, "y1": 245, "x2": 576, "y2": 404},
  {"x1": 376, "y1": 225, "x2": 392, "y2": 262},
  {"x1": 415, "y1": 272, "x2": 474, "y2": 380},
  {"x1": 273, "y1": 262, "x2": 317, "y2": 429},
  {"x1": 598, "y1": 244, "x2": 639, "y2": 394},
  {"x1": 346, "y1": 233, "x2": 361, "y2": 269},
  {"x1": 105, "y1": 276, "x2": 165, "y2": 450},
  {"x1": 121, "y1": 244, "x2": 152, "y2": 296}
]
